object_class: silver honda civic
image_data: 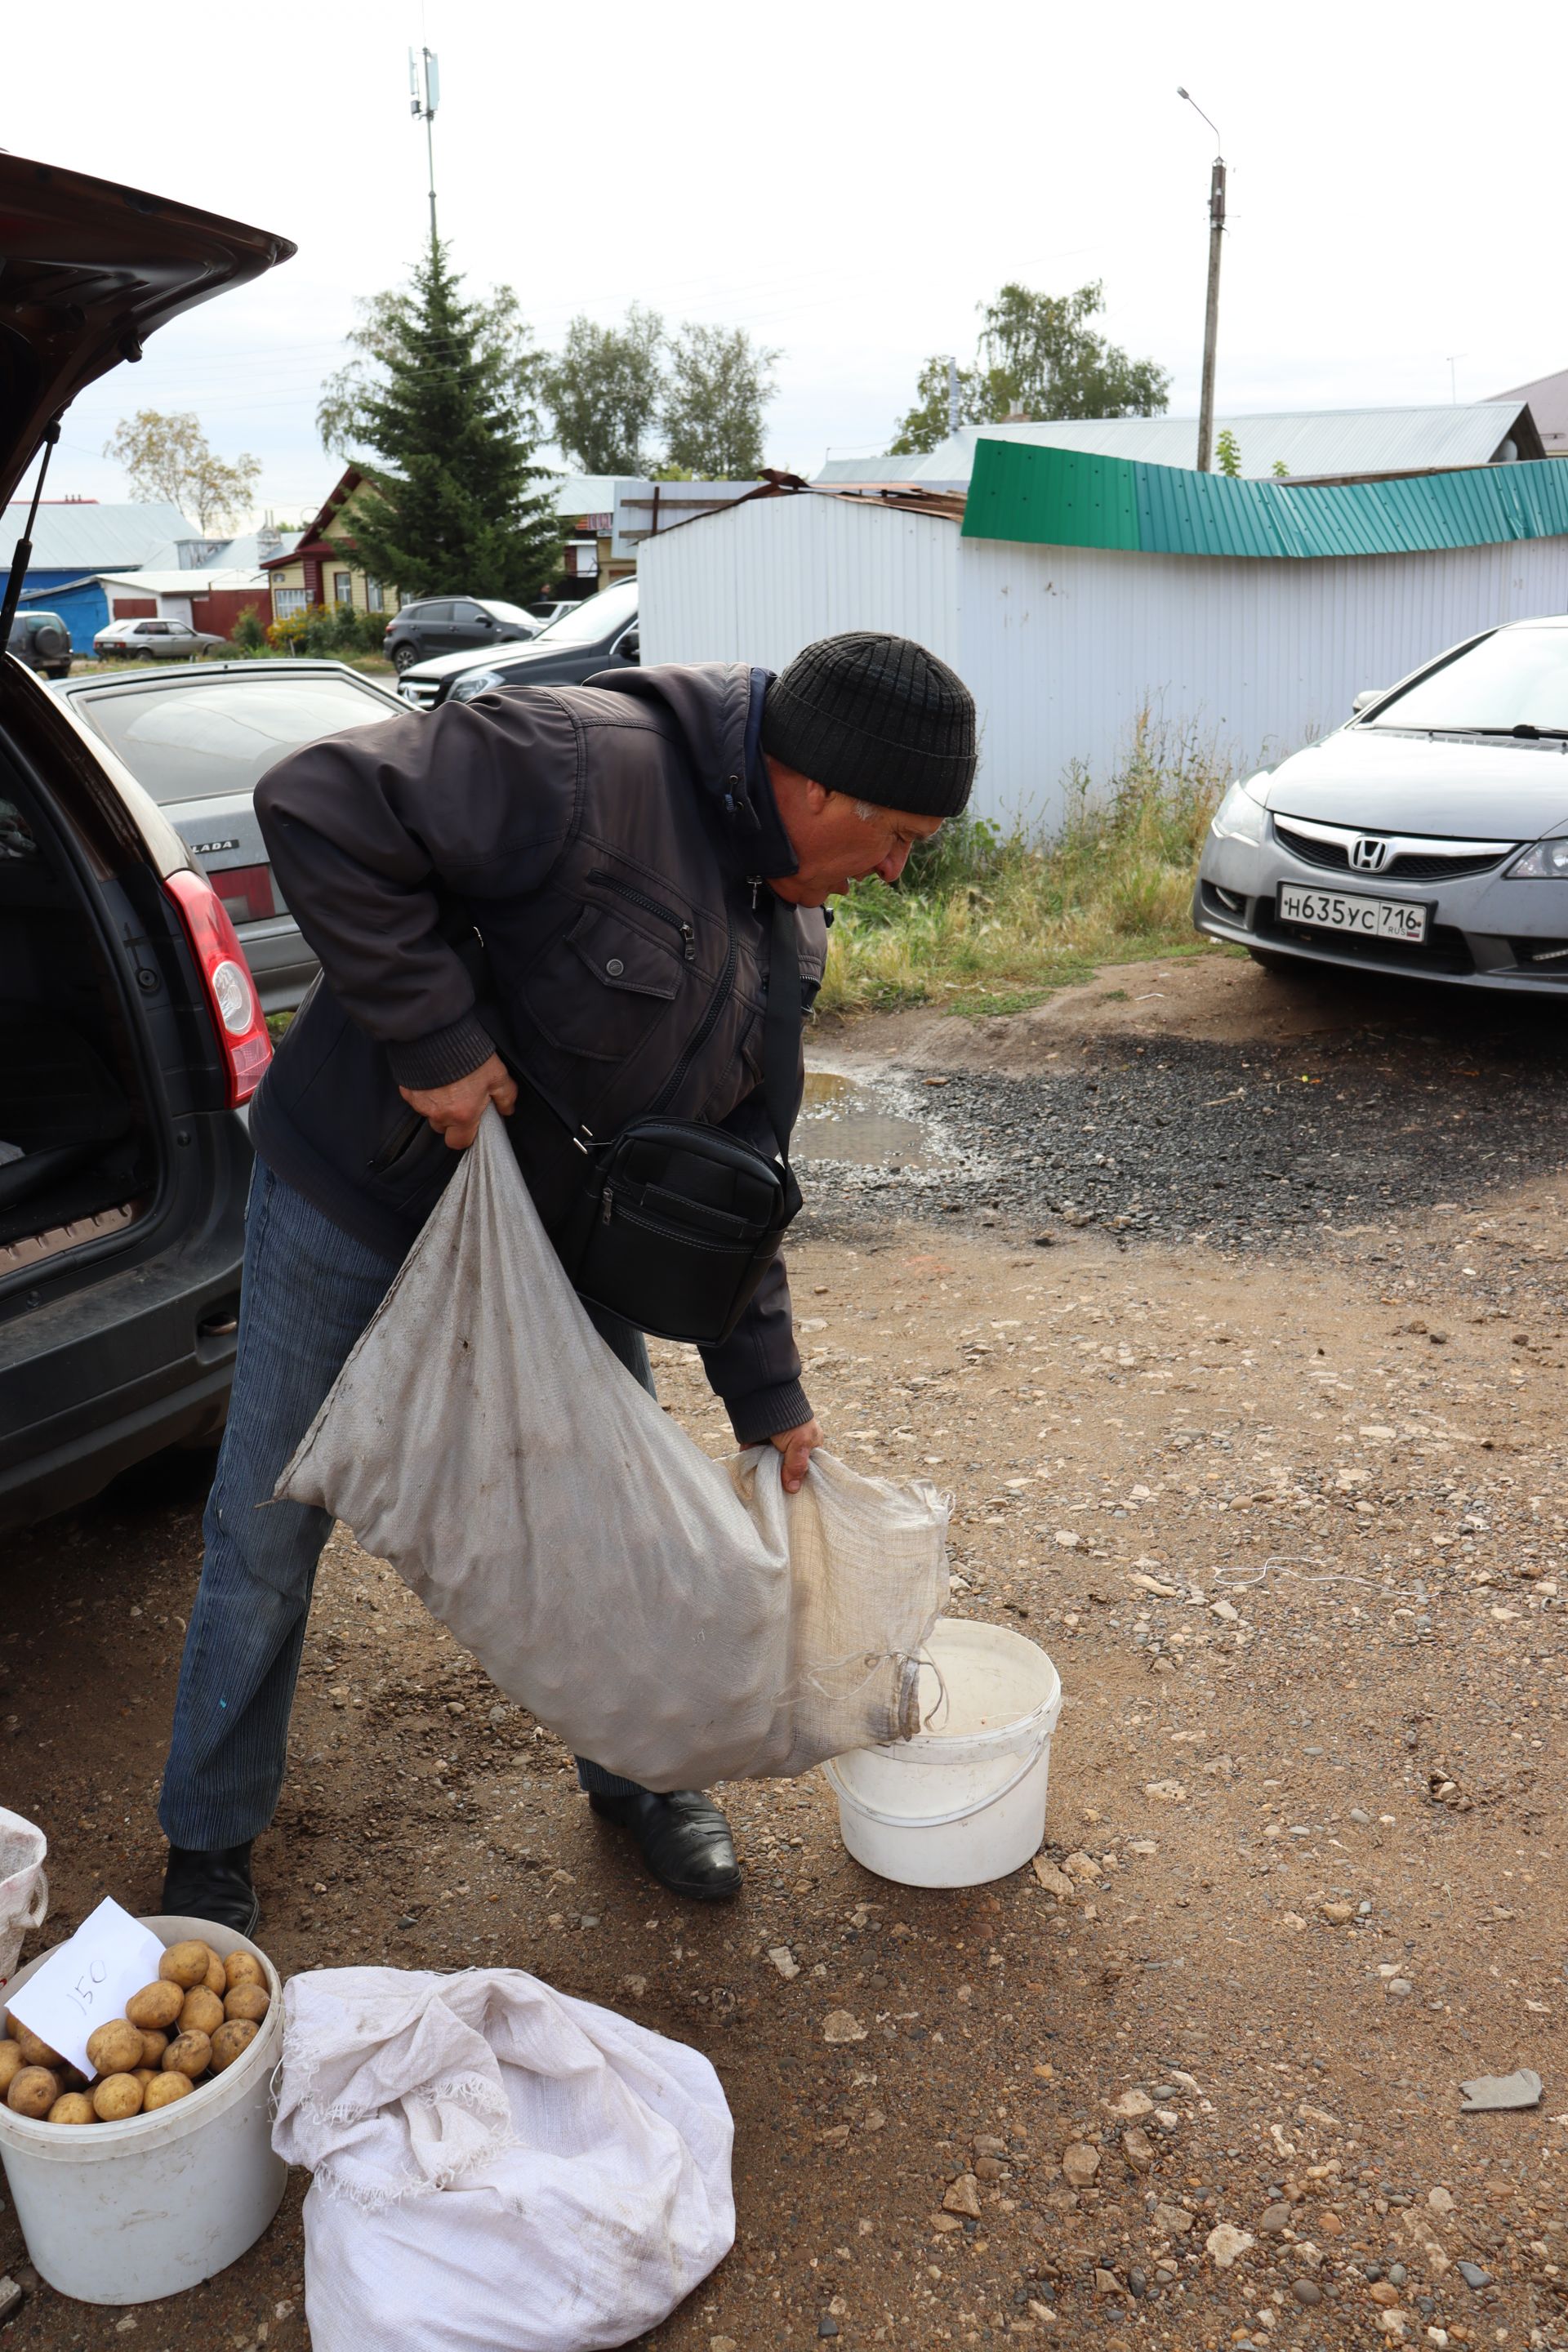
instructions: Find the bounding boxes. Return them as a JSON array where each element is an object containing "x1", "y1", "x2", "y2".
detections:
[{"x1": 1193, "y1": 615, "x2": 1568, "y2": 991}]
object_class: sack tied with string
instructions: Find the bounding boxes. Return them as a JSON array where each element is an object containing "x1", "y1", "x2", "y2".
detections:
[{"x1": 278, "y1": 1111, "x2": 947, "y2": 1789}]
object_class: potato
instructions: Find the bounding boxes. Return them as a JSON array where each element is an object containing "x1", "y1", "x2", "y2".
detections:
[
  {"x1": 91, "y1": 2073, "x2": 144, "y2": 2122},
  {"x1": 179, "y1": 1986, "x2": 225, "y2": 2038},
  {"x1": 0, "y1": 2040, "x2": 26, "y2": 2093},
  {"x1": 126, "y1": 1980, "x2": 184, "y2": 2032},
  {"x1": 158, "y1": 1940, "x2": 216, "y2": 1991},
  {"x1": 12, "y1": 2024, "x2": 63, "y2": 2070},
  {"x1": 132, "y1": 2068, "x2": 158, "y2": 2091},
  {"x1": 224, "y1": 1982, "x2": 270, "y2": 2026},
  {"x1": 142, "y1": 2069, "x2": 193, "y2": 2110},
  {"x1": 87, "y1": 2018, "x2": 145, "y2": 2077},
  {"x1": 48, "y1": 2091, "x2": 96, "y2": 2126},
  {"x1": 138, "y1": 2029, "x2": 169, "y2": 2069},
  {"x1": 209, "y1": 2017, "x2": 259, "y2": 2073},
  {"x1": 203, "y1": 1951, "x2": 227, "y2": 1997},
  {"x1": 225, "y1": 1950, "x2": 265, "y2": 1993},
  {"x1": 7, "y1": 2066, "x2": 58, "y2": 2118},
  {"x1": 161, "y1": 2030, "x2": 211, "y2": 2079}
]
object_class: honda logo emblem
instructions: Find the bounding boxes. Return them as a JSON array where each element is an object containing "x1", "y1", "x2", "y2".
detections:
[{"x1": 1349, "y1": 835, "x2": 1391, "y2": 873}]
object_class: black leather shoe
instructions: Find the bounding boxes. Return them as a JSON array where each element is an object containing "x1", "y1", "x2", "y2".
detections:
[
  {"x1": 589, "y1": 1790, "x2": 741, "y2": 1901},
  {"x1": 161, "y1": 1842, "x2": 260, "y2": 1937}
]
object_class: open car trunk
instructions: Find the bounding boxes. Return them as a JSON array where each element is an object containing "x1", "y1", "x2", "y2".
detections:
[{"x1": 0, "y1": 782, "x2": 161, "y2": 1267}]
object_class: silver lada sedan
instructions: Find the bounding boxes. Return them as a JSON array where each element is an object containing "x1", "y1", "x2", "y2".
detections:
[{"x1": 1194, "y1": 615, "x2": 1568, "y2": 991}]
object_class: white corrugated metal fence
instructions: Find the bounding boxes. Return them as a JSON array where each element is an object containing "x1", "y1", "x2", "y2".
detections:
[{"x1": 639, "y1": 494, "x2": 1568, "y2": 831}]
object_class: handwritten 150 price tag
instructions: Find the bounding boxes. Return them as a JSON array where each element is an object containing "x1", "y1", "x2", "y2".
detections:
[{"x1": 7, "y1": 1898, "x2": 167, "y2": 2076}]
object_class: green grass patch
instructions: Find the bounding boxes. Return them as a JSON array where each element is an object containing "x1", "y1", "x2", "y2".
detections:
[
  {"x1": 817, "y1": 721, "x2": 1228, "y2": 1019},
  {"x1": 947, "y1": 986, "x2": 1058, "y2": 1018}
]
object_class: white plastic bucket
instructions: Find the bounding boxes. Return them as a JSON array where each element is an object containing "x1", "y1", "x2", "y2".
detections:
[
  {"x1": 824, "y1": 1619, "x2": 1062, "y2": 1888},
  {"x1": 0, "y1": 1812, "x2": 47, "y2": 1990},
  {"x1": 0, "y1": 1913, "x2": 287, "y2": 2305}
]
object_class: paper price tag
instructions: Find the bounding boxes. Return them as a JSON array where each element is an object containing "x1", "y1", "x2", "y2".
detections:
[{"x1": 7, "y1": 1898, "x2": 167, "y2": 2076}]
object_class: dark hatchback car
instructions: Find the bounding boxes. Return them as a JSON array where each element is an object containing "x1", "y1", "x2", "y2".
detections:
[
  {"x1": 395, "y1": 577, "x2": 639, "y2": 710},
  {"x1": 382, "y1": 595, "x2": 541, "y2": 674},
  {"x1": 0, "y1": 152, "x2": 293, "y2": 1531}
]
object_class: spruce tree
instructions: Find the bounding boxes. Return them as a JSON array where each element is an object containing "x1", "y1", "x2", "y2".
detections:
[{"x1": 341, "y1": 238, "x2": 561, "y2": 603}]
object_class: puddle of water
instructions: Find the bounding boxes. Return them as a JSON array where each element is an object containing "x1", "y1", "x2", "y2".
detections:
[{"x1": 798, "y1": 1068, "x2": 928, "y2": 1167}]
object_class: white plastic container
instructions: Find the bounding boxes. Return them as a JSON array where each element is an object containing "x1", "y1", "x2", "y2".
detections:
[
  {"x1": 823, "y1": 1619, "x2": 1062, "y2": 1887},
  {"x1": 0, "y1": 1914, "x2": 287, "y2": 2305}
]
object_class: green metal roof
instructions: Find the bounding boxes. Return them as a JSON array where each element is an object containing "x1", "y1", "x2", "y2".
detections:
[{"x1": 961, "y1": 439, "x2": 1568, "y2": 559}]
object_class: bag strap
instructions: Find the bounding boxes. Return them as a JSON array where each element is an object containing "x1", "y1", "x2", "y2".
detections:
[{"x1": 762, "y1": 888, "x2": 804, "y2": 1165}]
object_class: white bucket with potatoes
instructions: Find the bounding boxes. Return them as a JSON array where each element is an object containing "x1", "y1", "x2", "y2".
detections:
[
  {"x1": 0, "y1": 1915, "x2": 287, "y2": 2305},
  {"x1": 824, "y1": 1619, "x2": 1062, "y2": 1887}
]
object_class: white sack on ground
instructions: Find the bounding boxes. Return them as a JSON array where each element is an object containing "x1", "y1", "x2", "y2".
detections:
[
  {"x1": 271, "y1": 1967, "x2": 733, "y2": 2352},
  {"x1": 278, "y1": 1111, "x2": 947, "y2": 1789}
]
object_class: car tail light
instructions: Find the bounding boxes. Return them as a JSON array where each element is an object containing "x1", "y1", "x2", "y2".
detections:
[
  {"x1": 215, "y1": 862, "x2": 278, "y2": 924},
  {"x1": 163, "y1": 867, "x2": 273, "y2": 1107}
]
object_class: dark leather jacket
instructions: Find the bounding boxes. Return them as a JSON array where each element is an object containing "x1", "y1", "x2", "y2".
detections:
[{"x1": 249, "y1": 662, "x2": 826, "y2": 1440}]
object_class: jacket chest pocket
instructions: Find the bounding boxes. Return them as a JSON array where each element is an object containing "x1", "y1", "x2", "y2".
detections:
[{"x1": 523, "y1": 906, "x2": 684, "y2": 1062}]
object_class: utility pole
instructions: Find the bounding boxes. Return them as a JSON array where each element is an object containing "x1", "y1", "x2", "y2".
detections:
[
  {"x1": 1178, "y1": 87, "x2": 1226, "y2": 473},
  {"x1": 409, "y1": 47, "x2": 440, "y2": 245},
  {"x1": 947, "y1": 356, "x2": 961, "y2": 438}
]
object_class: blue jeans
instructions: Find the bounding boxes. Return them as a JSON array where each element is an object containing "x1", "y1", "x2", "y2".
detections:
[{"x1": 159, "y1": 1158, "x2": 652, "y2": 1851}]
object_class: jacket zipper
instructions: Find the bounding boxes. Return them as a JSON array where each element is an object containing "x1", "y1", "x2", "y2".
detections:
[{"x1": 588, "y1": 869, "x2": 697, "y2": 960}]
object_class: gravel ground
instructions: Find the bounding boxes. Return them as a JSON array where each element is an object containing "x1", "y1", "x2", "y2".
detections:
[
  {"x1": 794, "y1": 1025, "x2": 1568, "y2": 1256},
  {"x1": 4, "y1": 965, "x2": 1567, "y2": 2350}
]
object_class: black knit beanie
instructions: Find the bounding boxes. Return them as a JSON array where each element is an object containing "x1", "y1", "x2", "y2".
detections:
[{"x1": 760, "y1": 631, "x2": 978, "y2": 818}]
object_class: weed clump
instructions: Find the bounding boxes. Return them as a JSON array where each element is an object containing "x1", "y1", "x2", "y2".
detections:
[{"x1": 817, "y1": 720, "x2": 1227, "y2": 1017}]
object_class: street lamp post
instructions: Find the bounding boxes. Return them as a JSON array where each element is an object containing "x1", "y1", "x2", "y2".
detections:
[{"x1": 1178, "y1": 87, "x2": 1226, "y2": 474}]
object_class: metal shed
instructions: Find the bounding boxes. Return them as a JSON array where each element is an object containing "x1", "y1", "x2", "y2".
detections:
[
  {"x1": 639, "y1": 449, "x2": 1568, "y2": 832},
  {"x1": 1, "y1": 501, "x2": 200, "y2": 647},
  {"x1": 816, "y1": 401, "x2": 1545, "y2": 489}
]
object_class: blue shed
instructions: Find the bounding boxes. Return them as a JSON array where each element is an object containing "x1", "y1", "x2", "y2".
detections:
[{"x1": 1, "y1": 501, "x2": 199, "y2": 650}]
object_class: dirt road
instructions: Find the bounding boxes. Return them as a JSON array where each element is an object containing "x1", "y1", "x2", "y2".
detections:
[{"x1": 5, "y1": 956, "x2": 1566, "y2": 2350}]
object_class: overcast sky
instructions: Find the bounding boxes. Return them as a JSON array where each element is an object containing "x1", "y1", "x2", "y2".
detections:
[{"x1": 12, "y1": 0, "x2": 1566, "y2": 519}]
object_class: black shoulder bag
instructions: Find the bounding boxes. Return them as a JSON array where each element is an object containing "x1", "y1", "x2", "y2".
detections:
[
  {"x1": 560, "y1": 889, "x2": 804, "y2": 1346},
  {"x1": 457, "y1": 890, "x2": 802, "y2": 1349}
]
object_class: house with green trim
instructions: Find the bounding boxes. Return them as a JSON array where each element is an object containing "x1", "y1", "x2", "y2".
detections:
[{"x1": 639, "y1": 445, "x2": 1568, "y2": 828}]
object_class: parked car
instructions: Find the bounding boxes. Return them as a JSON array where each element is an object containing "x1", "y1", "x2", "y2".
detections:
[
  {"x1": 93, "y1": 616, "x2": 227, "y2": 662},
  {"x1": 382, "y1": 596, "x2": 541, "y2": 674},
  {"x1": 7, "y1": 611, "x2": 72, "y2": 679},
  {"x1": 1194, "y1": 614, "x2": 1568, "y2": 993},
  {"x1": 395, "y1": 578, "x2": 640, "y2": 710},
  {"x1": 1, "y1": 148, "x2": 295, "y2": 1530},
  {"x1": 52, "y1": 660, "x2": 408, "y2": 1014}
]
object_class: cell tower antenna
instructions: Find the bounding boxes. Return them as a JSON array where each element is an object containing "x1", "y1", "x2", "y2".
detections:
[{"x1": 409, "y1": 47, "x2": 440, "y2": 243}]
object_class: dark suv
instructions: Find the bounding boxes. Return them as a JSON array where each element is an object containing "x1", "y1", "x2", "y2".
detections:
[
  {"x1": 1, "y1": 151, "x2": 294, "y2": 1530},
  {"x1": 383, "y1": 596, "x2": 540, "y2": 674},
  {"x1": 7, "y1": 611, "x2": 71, "y2": 679}
]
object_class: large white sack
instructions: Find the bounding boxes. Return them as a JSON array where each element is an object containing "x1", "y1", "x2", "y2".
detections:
[
  {"x1": 271, "y1": 1967, "x2": 733, "y2": 2352},
  {"x1": 278, "y1": 1110, "x2": 947, "y2": 1789}
]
